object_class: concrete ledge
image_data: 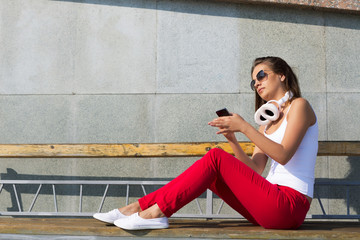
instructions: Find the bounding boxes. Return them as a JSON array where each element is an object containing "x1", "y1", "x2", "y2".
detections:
[
  {"x1": 216, "y1": 0, "x2": 360, "y2": 13},
  {"x1": 0, "y1": 218, "x2": 359, "y2": 239}
]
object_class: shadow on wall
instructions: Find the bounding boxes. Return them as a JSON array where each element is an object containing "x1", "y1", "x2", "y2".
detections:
[
  {"x1": 314, "y1": 156, "x2": 360, "y2": 217},
  {"x1": 344, "y1": 156, "x2": 360, "y2": 216},
  {"x1": 50, "y1": 0, "x2": 360, "y2": 30}
]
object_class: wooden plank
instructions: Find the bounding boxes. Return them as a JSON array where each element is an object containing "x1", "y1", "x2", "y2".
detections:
[
  {"x1": 318, "y1": 141, "x2": 360, "y2": 156},
  {"x1": 0, "y1": 141, "x2": 357, "y2": 158},
  {"x1": 0, "y1": 218, "x2": 359, "y2": 239},
  {"x1": 0, "y1": 142, "x2": 254, "y2": 158}
]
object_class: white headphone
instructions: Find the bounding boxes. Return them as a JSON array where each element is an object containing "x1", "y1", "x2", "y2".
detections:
[{"x1": 254, "y1": 91, "x2": 293, "y2": 126}]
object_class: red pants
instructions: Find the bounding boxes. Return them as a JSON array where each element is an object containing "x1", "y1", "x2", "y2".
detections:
[{"x1": 139, "y1": 148, "x2": 310, "y2": 229}]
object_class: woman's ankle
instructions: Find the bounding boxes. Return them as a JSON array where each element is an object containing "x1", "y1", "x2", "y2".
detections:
[
  {"x1": 139, "y1": 204, "x2": 166, "y2": 219},
  {"x1": 119, "y1": 201, "x2": 141, "y2": 216}
]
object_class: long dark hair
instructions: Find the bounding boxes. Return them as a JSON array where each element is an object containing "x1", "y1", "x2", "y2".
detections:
[{"x1": 251, "y1": 56, "x2": 301, "y2": 111}]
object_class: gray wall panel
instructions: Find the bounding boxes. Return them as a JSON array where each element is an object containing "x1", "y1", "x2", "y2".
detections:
[
  {"x1": 325, "y1": 13, "x2": 360, "y2": 93},
  {"x1": 0, "y1": 96, "x2": 73, "y2": 143},
  {"x1": 154, "y1": 93, "x2": 255, "y2": 142},
  {"x1": 157, "y1": 1, "x2": 242, "y2": 93},
  {"x1": 0, "y1": 1, "x2": 77, "y2": 94},
  {"x1": 73, "y1": 95, "x2": 156, "y2": 143},
  {"x1": 73, "y1": 2, "x2": 157, "y2": 94},
  {"x1": 328, "y1": 93, "x2": 360, "y2": 140},
  {"x1": 237, "y1": 5, "x2": 327, "y2": 93}
]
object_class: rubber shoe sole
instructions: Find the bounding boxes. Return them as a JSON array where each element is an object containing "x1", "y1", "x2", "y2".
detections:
[{"x1": 114, "y1": 212, "x2": 169, "y2": 230}]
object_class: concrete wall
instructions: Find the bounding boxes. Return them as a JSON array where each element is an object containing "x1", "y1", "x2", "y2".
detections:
[{"x1": 0, "y1": 0, "x2": 359, "y2": 217}]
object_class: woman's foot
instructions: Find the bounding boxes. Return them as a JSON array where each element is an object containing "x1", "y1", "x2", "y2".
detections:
[
  {"x1": 114, "y1": 204, "x2": 168, "y2": 230},
  {"x1": 93, "y1": 209, "x2": 127, "y2": 224},
  {"x1": 93, "y1": 201, "x2": 142, "y2": 224}
]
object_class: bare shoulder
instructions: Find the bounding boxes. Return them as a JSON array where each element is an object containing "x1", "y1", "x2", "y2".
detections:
[
  {"x1": 291, "y1": 97, "x2": 309, "y2": 106},
  {"x1": 289, "y1": 98, "x2": 316, "y2": 125},
  {"x1": 291, "y1": 97, "x2": 313, "y2": 111}
]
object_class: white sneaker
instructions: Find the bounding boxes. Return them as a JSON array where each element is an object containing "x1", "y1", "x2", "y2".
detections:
[
  {"x1": 93, "y1": 209, "x2": 127, "y2": 224},
  {"x1": 114, "y1": 212, "x2": 169, "y2": 230}
]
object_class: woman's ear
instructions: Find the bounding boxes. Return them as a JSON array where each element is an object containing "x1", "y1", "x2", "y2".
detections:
[{"x1": 280, "y1": 75, "x2": 286, "y2": 82}]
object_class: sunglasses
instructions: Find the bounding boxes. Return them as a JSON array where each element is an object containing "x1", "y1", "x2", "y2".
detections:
[{"x1": 250, "y1": 70, "x2": 271, "y2": 91}]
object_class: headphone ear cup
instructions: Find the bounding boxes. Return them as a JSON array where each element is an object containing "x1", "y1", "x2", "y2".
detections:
[
  {"x1": 254, "y1": 103, "x2": 280, "y2": 125},
  {"x1": 254, "y1": 105, "x2": 270, "y2": 125},
  {"x1": 263, "y1": 104, "x2": 280, "y2": 121}
]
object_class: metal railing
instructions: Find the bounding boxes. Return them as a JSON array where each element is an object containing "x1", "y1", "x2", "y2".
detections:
[
  {"x1": 0, "y1": 179, "x2": 359, "y2": 219},
  {"x1": 312, "y1": 180, "x2": 360, "y2": 219},
  {"x1": 0, "y1": 180, "x2": 240, "y2": 218}
]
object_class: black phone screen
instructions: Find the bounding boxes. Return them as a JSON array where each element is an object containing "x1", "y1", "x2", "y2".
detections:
[{"x1": 216, "y1": 108, "x2": 231, "y2": 117}]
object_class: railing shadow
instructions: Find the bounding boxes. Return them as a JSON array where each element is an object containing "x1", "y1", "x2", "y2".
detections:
[
  {"x1": 0, "y1": 168, "x2": 169, "y2": 212},
  {"x1": 344, "y1": 156, "x2": 360, "y2": 216},
  {"x1": 314, "y1": 156, "x2": 360, "y2": 218},
  {"x1": 0, "y1": 168, "x2": 208, "y2": 213}
]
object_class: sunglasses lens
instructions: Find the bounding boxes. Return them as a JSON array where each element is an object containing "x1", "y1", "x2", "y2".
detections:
[
  {"x1": 256, "y1": 70, "x2": 266, "y2": 81},
  {"x1": 252, "y1": 70, "x2": 268, "y2": 91},
  {"x1": 250, "y1": 80, "x2": 255, "y2": 91}
]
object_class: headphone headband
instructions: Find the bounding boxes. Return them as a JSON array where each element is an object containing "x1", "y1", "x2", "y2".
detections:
[{"x1": 277, "y1": 91, "x2": 293, "y2": 107}]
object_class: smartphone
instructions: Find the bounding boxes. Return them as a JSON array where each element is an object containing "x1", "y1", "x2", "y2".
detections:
[{"x1": 216, "y1": 108, "x2": 231, "y2": 117}]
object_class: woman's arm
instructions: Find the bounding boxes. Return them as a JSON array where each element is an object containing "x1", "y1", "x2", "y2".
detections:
[
  {"x1": 244, "y1": 98, "x2": 315, "y2": 165},
  {"x1": 209, "y1": 98, "x2": 316, "y2": 165},
  {"x1": 220, "y1": 128, "x2": 268, "y2": 175}
]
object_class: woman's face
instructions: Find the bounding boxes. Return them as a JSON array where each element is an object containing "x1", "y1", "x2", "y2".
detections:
[{"x1": 251, "y1": 63, "x2": 285, "y2": 100}]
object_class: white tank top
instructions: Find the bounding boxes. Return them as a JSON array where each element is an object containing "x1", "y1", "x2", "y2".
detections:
[{"x1": 264, "y1": 106, "x2": 318, "y2": 198}]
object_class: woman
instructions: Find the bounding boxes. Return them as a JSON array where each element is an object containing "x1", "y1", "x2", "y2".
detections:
[{"x1": 93, "y1": 56, "x2": 318, "y2": 230}]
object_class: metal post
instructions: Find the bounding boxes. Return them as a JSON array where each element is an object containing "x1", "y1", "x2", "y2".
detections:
[{"x1": 206, "y1": 189, "x2": 213, "y2": 217}]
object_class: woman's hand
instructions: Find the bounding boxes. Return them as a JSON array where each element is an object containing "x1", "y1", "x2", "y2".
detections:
[
  {"x1": 208, "y1": 113, "x2": 248, "y2": 135},
  {"x1": 219, "y1": 128, "x2": 236, "y2": 141}
]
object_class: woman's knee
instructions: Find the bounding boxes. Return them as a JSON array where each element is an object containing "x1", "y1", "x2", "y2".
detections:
[
  {"x1": 204, "y1": 148, "x2": 227, "y2": 164},
  {"x1": 207, "y1": 148, "x2": 226, "y2": 156}
]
